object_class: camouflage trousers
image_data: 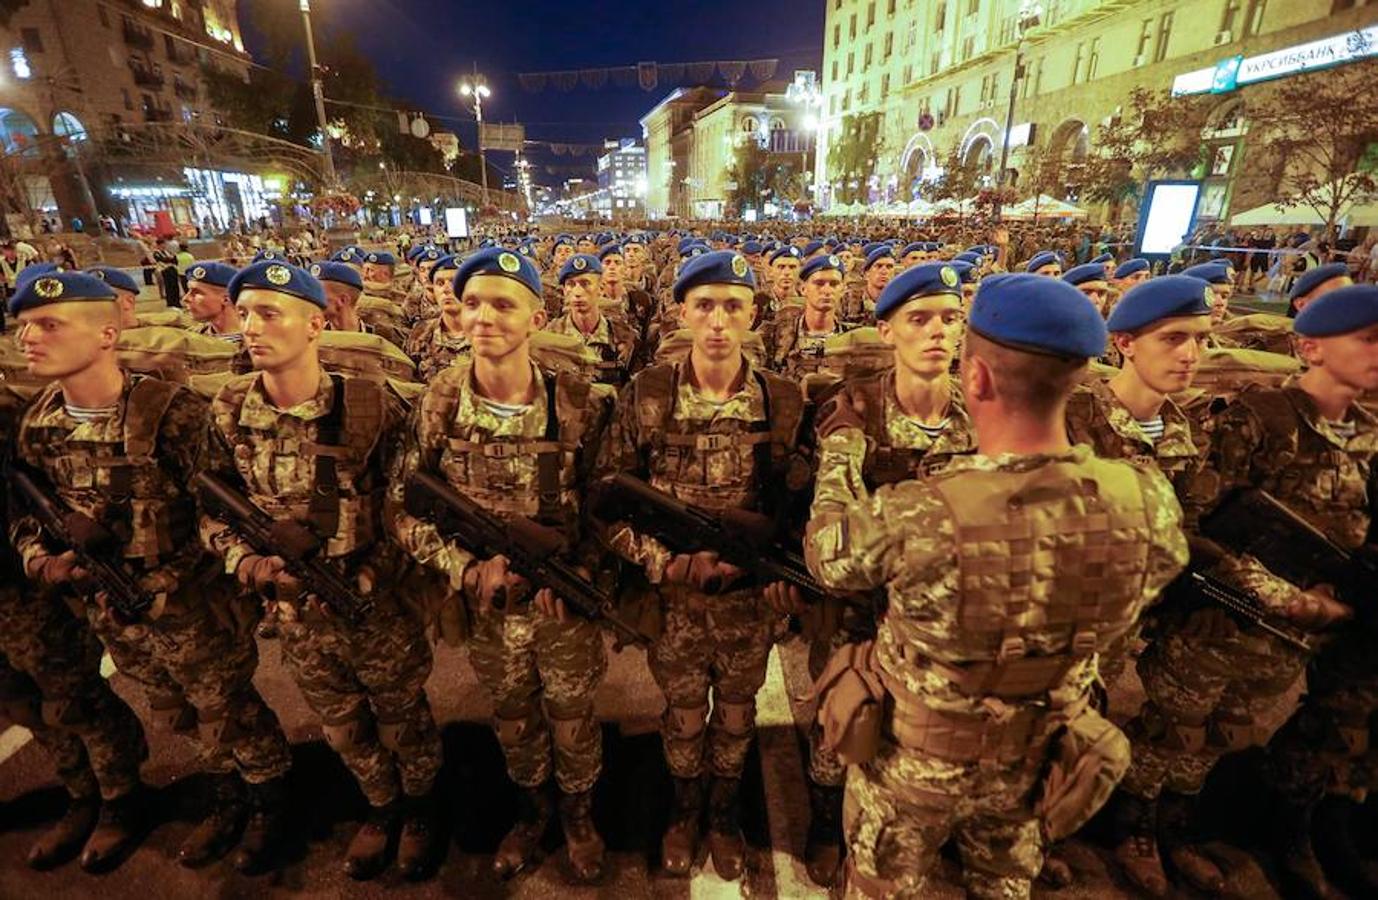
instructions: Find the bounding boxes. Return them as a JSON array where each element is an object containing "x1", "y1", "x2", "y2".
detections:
[
  {"x1": 279, "y1": 603, "x2": 442, "y2": 806},
  {"x1": 843, "y1": 741, "x2": 1044, "y2": 899},
  {"x1": 467, "y1": 608, "x2": 607, "y2": 794},
  {"x1": 648, "y1": 586, "x2": 777, "y2": 780},
  {"x1": 1122, "y1": 626, "x2": 1306, "y2": 800},
  {"x1": 0, "y1": 589, "x2": 145, "y2": 800},
  {"x1": 1265, "y1": 628, "x2": 1378, "y2": 804},
  {"x1": 0, "y1": 653, "x2": 100, "y2": 800},
  {"x1": 90, "y1": 584, "x2": 292, "y2": 785}
]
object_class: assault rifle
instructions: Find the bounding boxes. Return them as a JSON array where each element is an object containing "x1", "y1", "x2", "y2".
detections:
[
  {"x1": 403, "y1": 471, "x2": 651, "y2": 648},
  {"x1": 194, "y1": 472, "x2": 375, "y2": 624},
  {"x1": 1185, "y1": 571, "x2": 1313, "y2": 653}
]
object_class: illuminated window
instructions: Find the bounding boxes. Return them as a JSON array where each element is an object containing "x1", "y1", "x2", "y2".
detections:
[{"x1": 10, "y1": 47, "x2": 32, "y2": 80}]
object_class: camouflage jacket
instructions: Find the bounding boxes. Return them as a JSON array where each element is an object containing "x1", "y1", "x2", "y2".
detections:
[
  {"x1": 547, "y1": 313, "x2": 639, "y2": 385},
  {"x1": 762, "y1": 305, "x2": 855, "y2": 380},
  {"x1": 1065, "y1": 377, "x2": 1202, "y2": 488},
  {"x1": 406, "y1": 318, "x2": 471, "y2": 382}
]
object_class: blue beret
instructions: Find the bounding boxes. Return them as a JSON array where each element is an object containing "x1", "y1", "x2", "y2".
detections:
[
  {"x1": 552, "y1": 235, "x2": 574, "y2": 250},
  {"x1": 1289, "y1": 263, "x2": 1352, "y2": 301},
  {"x1": 1180, "y1": 263, "x2": 1230, "y2": 285},
  {"x1": 968, "y1": 274, "x2": 1107, "y2": 358},
  {"x1": 1026, "y1": 251, "x2": 1062, "y2": 273},
  {"x1": 185, "y1": 262, "x2": 237, "y2": 287},
  {"x1": 769, "y1": 245, "x2": 803, "y2": 265},
  {"x1": 741, "y1": 240, "x2": 764, "y2": 255},
  {"x1": 228, "y1": 261, "x2": 325, "y2": 308},
  {"x1": 1091, "y1": 253, "x2": 1114, "y2": 265},
  {"x1": 1105, "y1": 275, "x2": 1212, "y2": 333},
  {"x1": 680, "y1": 242, "x2": 710, "y2": 260},
  {"x1": 596, "y1": 243, "x2": 624, "y2": 260},
  {"x1": 558, "y1": 254, "x2": 603, "y2": 284},
  {"x1": 858, "y1": 241, "x2": 884, "y2": 257},
  {"x1": 1293, "y1": 284, "x2": 1378, "y2": 337},
  {"x1": 800, "y1": 254, "x2": 847, "y2": 281},
  {"x1": 875, "y1": 262, "x2": 964, "y2": 319},
  {"x1": 672, "y1": 250, "x2": 757, "y2": 306},
  {"x1": 416, "y1": 248, "x2": 443, "y2": 264},
  {"x1": 676, "y1": 237, "x2": 700, "y2": 254},
  {"x1": 948, "y1": 261, "x2": 978, "y2": 284},
  {"x1": 14, "y1": 263, "x2": 61, "y2": 292},
  {"x1": 329, "y1": 246, "x2": 363, "y2": 263},
  {"x1": 900, "y1": 242, "x2": 927, "y2": 258},
  {"x1": 965, "y1": 245, "x2": 986, "y2": 254},
  {"x1": 724, "y1": 235, "x2": 740, "y2": 247},
  {"x1": 623, "y1": 234, "x2": 645, "y2": 246},
  {"x1": 863, "y1": 246, "x2": 895, "y2": 271},
  {"x1": 1062, "y1": 263, "x2": 1109, "y2": 287},
  {"x1": 251, "y1": 249, "x2": 288, "y2": 264},
  {"x1": 803, "y1": 240, "x2": 825, "y2": 256},
  {"x1": 954, "y1": 251, "x2": 984, "y2": 266},
  {"x1": 430, "y1": 255, "x2": 459, "y2": 281},
  {"x1": 308, "y1": 261, "x2": 364, "y2": 291},
  {"x1": 515, "y1": 243, "x2": 537, "y2": 259},
  {"x1": 85, "y1": 266, "x2": 140, "y2": 295},
  {"x1": 405, "y1": 245, "x2": 429, "y2": 262},
  {"x1": 452, "y1": 247, "x2": 542, "y2": 301},
  {"x1": 8, "y1": 271, "x2": 116, "y2": 315},
  {"x1": 1113, "y1": 258, "x2": 1150, "y2": 279},
  {"x1": 364, "y1": 251, "x2": 396, "y2": 266}
]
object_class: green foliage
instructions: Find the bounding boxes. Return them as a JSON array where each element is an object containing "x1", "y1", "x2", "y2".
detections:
[
  {"x1": 1081, "y1": 87, "x2": 1212, "y2": 211},
  {"x1": 827, "y1": 112, "x2": 882, "y2": 203}
]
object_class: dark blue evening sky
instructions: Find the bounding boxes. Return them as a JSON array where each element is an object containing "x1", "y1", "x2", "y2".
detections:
[{"x1": 246, "y1": 0, "x2": 823, "y2": 186}]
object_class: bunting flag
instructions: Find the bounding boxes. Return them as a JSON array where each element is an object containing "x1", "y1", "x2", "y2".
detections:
[{"x1": 516, "y1": 58, "x2": 781, "y2": 92}]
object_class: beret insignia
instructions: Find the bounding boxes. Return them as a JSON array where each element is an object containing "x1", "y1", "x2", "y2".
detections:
[
  {"x1": 828, "y1": 255, "x2": 841, "y2": 267},
  {"x1": 191, "y1": 266, "x2": 206, "y2": 280},
  {"x1": 34, "y1": 277, "x2": 64, "y2": 298},
  {"x1": 266, "y1": 265, "x2": 292, "y2": 286},
  {"x1": 309, "y1": 264, "x2": 322, "y2": 276},
  {"x1": 731, "y1": 255, "x2": 749, "y2": 277},
  {"x1": 498, "y1": 252, "x2": 521, "y2": 273},
  {"x1": 941, "y1": 266, "x2": 959, "y2": 287},
  {"x1": 572, "y1": 257, "x2": 587, "y2": 271}
]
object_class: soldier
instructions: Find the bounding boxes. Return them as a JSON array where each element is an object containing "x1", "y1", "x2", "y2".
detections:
[
  {"x1": 546, "y1": 253, "x2": 638, "y2": 387},
  {"x1": 1181, "y1": 262, "x2": 1235, "y2": 328},
  {"x1": 800, "y1": 261, "x2": 974, "y2": 887},
  {"x1": 312, "y1": 261, "x2": 409, "y2": 351},
  {"x1": 842, "y1": 246, "x2": 896, "y2": 325},
  {"x1": 597, "y1": 243, "x2": 656, "y2": 339},
  {"x1": 0, "y1": 378, "x2": 149, "y2": 872},
  {"x1": 1113, "y1": 258, "x2": 1152, "y2": 291},
  {"x1": 405, "y1": 255, "x2": 470, "y2": 382},
  {"x1": 1062, "y1": 263, "x2": 1113, "y2": 318},
  {"x1": 598, "y1": 250, "x2": 803, "y2": 881},
  {"x1": 403, "y1": 247, "x2": 443, "y2": 324},
  {"x1": 543, "y1": 235, "x2": 576, "y2": 317},
  {"x1": 1026, "y1": 250, "x2": 1063, "y2": 277},
  {"x1": 764, "y1": 253, "x2": 855, "y2": 381},
  {"x1": 623, "y1": 234, "x2": 657, "y2": 295},
  {"x1": 897, "y1": 241, "x2": 928, "y2": 269},
  {"x1": 8, "y1": 271, "x2": 294, "y2": 872},
  {"x1": 391, "y1": 247, "x2": 615, "y2": 883},
  {"x1": 1111, "y1": 285, "x2": 1372, "y2": 897},
  {"x1": 87, "y1": 265, "x2": 190, "y2": 329},
  {"x1": 1092, "y1": 251, "x2": 1116, "y2": 280},
  {"x1": 200, "y1": 261, "x2": 444, "y2": 880},
  {"x1": 361, "y1": 250, "x2": 404, "y2": 303},
  {"x1": 761, "y1": 244, "x2": 805, "y2": 326},
  {"x1": 805, "y1": 273, "x2": 1188, "y2": 898},
  {"x1": 183, "y1": 262, "x2": 243, "y2": 344},
  {"x1": 1286, "y1": 262, "x2": 1353, "y2": 318}
]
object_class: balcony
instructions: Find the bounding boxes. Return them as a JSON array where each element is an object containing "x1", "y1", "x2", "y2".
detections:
[
  {"x1": 167, "y1": 41, "x2": 196, "y2": 66},
  {"x1": 123, "y1": 19, "x2": 155, "y2": 50},
  {"x1": 173, "y1": 79, "x2": 198, "y2": 101},
  {"x1": 130, "y1": 62, "x2": 165, "y2": 88}
]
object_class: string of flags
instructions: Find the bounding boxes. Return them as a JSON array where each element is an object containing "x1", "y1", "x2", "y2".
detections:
[{"x1": 517, "y1": 58, "x2": 779, "y2": 93}]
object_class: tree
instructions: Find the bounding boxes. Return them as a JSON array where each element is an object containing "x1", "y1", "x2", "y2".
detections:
[
  {"x1": 1243, "y1": 62, "x2": 1378, "y2": 243},
  {"x1": 929, "y1": 145, "x2": 982, "y2": 206},
  {"x1": 827, "y1": 112, "x2": 883, "y2": 204},
  {"x1": 1081, "y1": 87, "x2": 1213, "y2": 215},
  {"x1": 727, "y1": 139, "x2": 770, "y2": 214}
]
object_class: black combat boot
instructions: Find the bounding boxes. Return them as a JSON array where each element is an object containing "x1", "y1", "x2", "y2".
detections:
[
  {"x1": 804, "y1": 781, "x2": 844, "y2": 887},
  {"x1": 1109, "y1": 791, "x2": 1169, "y2": 897},
  {"x1": 78, "y1": 786, "x2": 149, "y2": 873},
  {"x1": 661, "y1": 776, "x2": 703, "y2": 877},
  {"x1": 492, "y1": 783, "x2": 552, "y2": 879},
  {"x1": 395, "y1": 791, "x2": 440, "y2": 881},
  {"x1": 177, "y1": 772, "x2": 248, "y2": 867},
  {"x1": 232, "y1": 775, "x2": 288, "y2": 874},
  {"x1": 558, "y1": 788, "x2": 605, "y2": 884},
  {"x1": 1158, "y1": 790, "x2": 1226, "y2": 893},
  {"x1": 706, "y1": 775, "x2": 746, "y2": 881},
  {"x1": 26, "y1": 795, "x2": 100, "y2": 870},
  {"x1": 344, "y1": 799, "x2": 400, "y2": 881},
  {"x1": 1312, "y1": 796, "x2": 1378, "y2": 895},
  {"x1": 1268, "y1": 797, "x2": 1339, "y2": 900}
]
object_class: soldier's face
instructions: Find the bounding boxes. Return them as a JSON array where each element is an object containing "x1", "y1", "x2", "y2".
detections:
[
  {"x1": 237, "y1": 291, "x2": 324, "y2": 372},
  {"x1": 801, "y1": 271, "x2": 842, "y2": 314},
  {"x1": 1118, "y1": 315, "x2": 1212, "y2": 394},
  {"x1": 1078, "y1": 282, "x2": 1111, "y2": 316},
  {"x1": 866, "y1": 258, "x2": 896, "y2": 292},
  {"x1": 553, "y1": 244, "x2": 573, "y2": 267},
  {"x1": 562, "y1": 273, "x2": 601, "y2": 317},
  {"x1": 601, "y1": 254, "x2": 624, "y2": 283},
  {"x1": 902, "y1": 252, "x2": 924, "y2": 268},
  {"x1": 681, "y1": 283, "x2": 755, "y2": 362},
  {"x1": 435, "y1": 270, "x2": 460, "y2": 314},
  {"x1": 363, "y1": 263, "x2": 392, "y2": 284},
  {"x1": 1034, "y1": 263, "x2": 1062, "y2": 277},
  {"x1": 460, "y1": 274, "x2": 545, "y2": 359},
  {"x1": 419, "y1": 262, "x2": 438, "y2": 292},
  {"x1": 772, "y1": 259, "x2": 800, "y2": 292},
  {"x1": 1293, "y1": 275, "x2": 1355, "y2": 314},
  {"x1": 16, "y1": 301, "x2": 119, "y2": 378},
  {"x1": 878, "y1": 295, "x2": 963, "y2": 378},
  {"x1": 1116, "y1": 271, "x2": 1150, "y2": 289},
  {"x1": 576, "y1": 239, "x2": 596, "y2": 254},
  {"x1": 1206, "y1": 285, "x2": 1231, "y2": 323},
  {"x1": 185, "y1": 282, "x2": 232, "y2": 324},
  {"x1": 1301, "y1": 325, "x2": 1378, "y2": 392},
  {"x1": 838, "y1": 249, "x2": 854, "y2": 269}
]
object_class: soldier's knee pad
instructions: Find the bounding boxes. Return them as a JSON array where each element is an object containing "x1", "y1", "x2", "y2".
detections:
[
  {"x1": 548, "y1": 707, "x2": 596, "y2": 752},
  {"x1": 712, "y1": 695, "x2": 756, "y2": 738},
  {"x1": 1208, "y1": 712, "x2": 1265, "y2": 751},
  {"x1": 493, "y1": 704, "x2": 542, "y2": 749},
  {"x1": 376, "y1": 705, "x2": 428, "y2": 752},
  {"x1": 663, "y1": 702, "x2": 709, "y2": 741},
  {"x1": 147, "y1": 695, "x2": 198, "y2": 736},
  {"x1": 321, "y1": 706, "x2": 375, "y2": 754},
  {"x1": 40, "y1": 695, "x2": 91, "y2": 729}
]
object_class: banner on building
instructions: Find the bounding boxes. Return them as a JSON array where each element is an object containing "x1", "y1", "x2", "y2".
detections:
[{"x1": 480, "y1": 123, "x2": 526, "y2": 153}]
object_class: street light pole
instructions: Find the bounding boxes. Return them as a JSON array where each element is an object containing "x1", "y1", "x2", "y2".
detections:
[
  {"x1": 299, "y1": 0, "x2": 337, "y2": 188},
  {"x1": 460, "y1": 67, "x2": 491, "y2": 206},
  {"x1": 996, "y1": 3, "x2": 1042, "y2": 221}
]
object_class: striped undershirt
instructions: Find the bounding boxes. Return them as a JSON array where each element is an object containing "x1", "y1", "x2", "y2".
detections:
[
  {"x1": 1137, "y1": 416, "x2": 1165, "y2": 444},
  {"x1": 1328, "y1": 419, "x2": 1357, "y2": 440},
  {"x1": 914, "y1": 417, "x2": 950, "y2": 440},
  {"x1": 479, "y1": 397, "x2": 532, "y2": 420},
  {"x1": 64, "y1": 404, "x2": 118, "y2": 423}
]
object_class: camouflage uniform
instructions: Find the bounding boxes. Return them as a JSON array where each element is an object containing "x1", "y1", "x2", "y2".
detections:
[
  {"x1": 762, "y1": 305, "x2": 855, "y2": 382},
  {"x1": 546, "y1": 313, "x2": 639, "y2": 387},
  {"x1": 806, "y1": 446, "x2": 1188, "y2": 898},
  {"x1": 10, "y1": 375, "x2": 291, "y2": 788},
  {"x1": 405, "y1": 318, "x2": 471, "y2": 383},
  {"x1": 201, "y1": 369, "x2": 442, "y2": 808}
]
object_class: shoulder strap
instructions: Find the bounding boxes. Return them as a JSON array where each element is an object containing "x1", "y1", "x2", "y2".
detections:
[
  {"x1": 123, "y1": 376, "x2": 182, "y2": 460},
  {"x1": 632, "y1": 363, "x2": 678, "y2": 456},
  {"x1": 306, "y1": 374, "x2": 348, "y2": 539}
]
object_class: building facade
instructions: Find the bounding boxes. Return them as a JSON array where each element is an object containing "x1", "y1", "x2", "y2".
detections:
[
  {"x1": 596, "y1": 139, "x2": 648, "y2": 219},
  {"x1": 817, "y1": 0, "x2": 1378, "y2": 221}
]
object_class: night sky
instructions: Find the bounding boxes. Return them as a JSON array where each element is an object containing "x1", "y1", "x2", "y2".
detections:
[{"x1": 244, "y1": 0, "x2": 823, "y2": 187}]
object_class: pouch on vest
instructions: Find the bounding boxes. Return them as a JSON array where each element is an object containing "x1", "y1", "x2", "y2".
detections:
[
  {"x1": 1034, "y1": 705, "x2": 1130, "y2": 842},
  {"x1": 810, "y1": 640, "x2": 885, "y2": 766}
]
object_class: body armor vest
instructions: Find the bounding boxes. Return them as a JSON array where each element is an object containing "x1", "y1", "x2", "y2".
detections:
[{"x1": 840, "y1": 370, "x2": 973, "y2": 488}]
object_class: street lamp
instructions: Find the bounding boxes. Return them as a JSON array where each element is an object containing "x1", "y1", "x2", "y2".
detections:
[
  {"x1": 459, "y1": 68, "x2": 492, "y2": 205},
  {"x1": 298, "y1": 0, "x2": 337, "y2": 187},
  {"x1": 996, "y1": 1, "x2": 1043, "y2": 214}
]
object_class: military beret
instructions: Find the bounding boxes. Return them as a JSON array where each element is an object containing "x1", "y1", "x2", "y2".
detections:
[
  {"x1": 596, "y1": 243, "x2": 624, "y2": 260},
  {"x1": 800, "y1": 254, "x2": 847, "y2": 281},
  {"x1": 1091, "y1": 252, "x2": 1114, "y2": 265},
  {"x1": 623, "y1": 234, "x2": 645, "y2": 246},
  {"x1": 1180, "y1": 263, "x2": 1231, "y2": 285},
  {"x1": 900, "y1": 242, "x2": 927, "y2": 258},
  {"x1": 769, "y1": 245, "x2": 803, "y2": 264},
  {"x1": 8, "y1": 270, "x2": 116, "y2": 315},
  {"x1": 416, "y1": 248, "x2": 442, "y2": 264},
  {"x1": 823, "y1": 237, "x2": 841, "y2": 250},
  {"x1": 676, "y1": 237, "x2": 700, "y2": 254},
  {"x1": 860, "y1": 241, "x2": 887, "y2": 258},
  {"x1": 478, "y1": 238, "x2": 497, "y2": 249},
  {"x1": 308, "y1": 260, "x2": 364, "y2": 291},
  {"x1": 365, "y1": 251, "x2": 396, "y2": 266},
  {"x1": 863, "y1": 246, "x2": 895, "y2": 271},
  {"x1": 251, "y1": 249, "x2": 287, "y2": 264},
  {"x1": 965, "y1": 244, "x2": 986, "y2": 255},
  {"x1": 968, "y1": 274, "x2": 1107, "y2": 358},
  {"x1": 1113, "y1": 258, "x2": 1150, "y2": 279},
  {"x1": 1289, "y1": 262, "x2": 1352, "y2": 301},
  {"x1": 185, "y1": 262, "x2": 237, "y2": 288},
  {"x1": 1105, "y1": 275, "x2": 1212, "y2": 333},
  {"x1": 724, "y1": 235, "x2": 740, "y2": 247},
  {"x1": 1025, "y1": 251, "x2": 1062, "y2": 273},
  {"x1": 14, "y1": 263, "x2": 60, "y2": 292},
  {"x1": 1062, "y1": 263, "x2": 1109, "y2": 287},
  {"x1": 954, "y1": 251, "x2": 984, "y2": 266},
  {"x1": 452, "y1": 247, "x2": 542, "y2": 301},
  {"x1": 85, "y1": 266, "x2": 140, "y2": 295},
  {"x1": 800, "y1": 240, "x2": 823, "y2": 257},
  {"x1": 559, "y1": 254, "x2": 603, "y2": 284},
  {"x1": 405, "y1": 245, "x2": 430, "y2": 262},
  {"x1": 672, "y1": 250, "x2": 757, "y2": 306},
  {"x1": 552, "y1": 235, "x2": 575, "y2": 249},
  {"x1": 741, "y1": 240, "x2": 764, "y2": 255},
  {"x1": 329, "y1": 246, "x2": 364, "y2": 263},
  {"x1": 228, "y1": 261, "x2": 325, "y2": 308},
  {"x1": 1293, "y1": 284, "x2": 1378, "y2": 337},
  {"x1": 430, "y1": 255, "x2": 459, "y2": 281},
  {"x1": 948, "y1": 261, "x2": 978, "y2": 284},
  {"x1": 680, "y1": 242, "x2": 710, "y2": 260},
  {"x1": 874, "y1": 262, "x2": 963, "y2": 319}
]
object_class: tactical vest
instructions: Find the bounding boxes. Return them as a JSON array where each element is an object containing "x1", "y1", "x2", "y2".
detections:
[
  {"x1": 211, "y1": 373, "x2": 387, "y2": 558},
  {"x1": 895, "y1": 457, "x2": 1154, "y2": 698},
  {"x1": 631, "y1": 362, "x2": 803, "y2": 512},
  {"x1": 840, "y1": 370, "x2": 974, "y2": 488},
  {"x1": 408, "y1": 319, "x2": 470, "y2": 382},
  {"x1": 418, "y1": 362, "x2": 600, "y2": 532},
  {"x1": 770, "y1": 306, "x2": 853, "y2": 378},
  {"x1": 1065, "y1": 381, "x2": 1198, "y2": 478},
  {"x1": 17, "y1": 376, "x2": 194, "y2": 562}
]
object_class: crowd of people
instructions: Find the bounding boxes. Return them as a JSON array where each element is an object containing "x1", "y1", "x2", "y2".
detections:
[{"x1": 0, "y1": 218, "x2": 1375, "y2": 899}]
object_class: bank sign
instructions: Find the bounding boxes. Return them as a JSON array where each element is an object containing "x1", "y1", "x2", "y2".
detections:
[{"x1": 1172, "y1": 26, "x2": 1377, "y2": 96}]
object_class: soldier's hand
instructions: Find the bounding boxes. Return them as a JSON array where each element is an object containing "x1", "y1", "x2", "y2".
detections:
[
  {"x1": 533, "y1": 588, "x2": 570, "y2": 623},
  {"x1": 1180, "y1": 606, "x2": 1239, "y2": 642},
  {"x1": 27, "y1": 550, "x2": 86, "y2": 586},
  {"x1": 1285, "y1": 585, "x2": 1353, "y2": 630},
  {"x1": 467, "y1": 555, "x2": 525, "y2": 614},
  {"x1": 662, "y1": 553, "x2": 700, "y2": 586},
  {"x1": 236, "y1": 554, "x2": 289, "y2": 596},
  {"x1": 763, "y1": 581, "x2": 806, "y2": 615}
]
